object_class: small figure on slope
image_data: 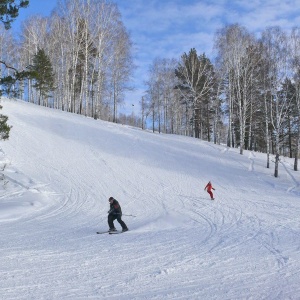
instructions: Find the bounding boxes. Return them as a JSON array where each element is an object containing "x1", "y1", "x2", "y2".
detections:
[
  {"x1": 108, "y1": 196, "x2": 129, "y2": 232},
  {"x1": 204, "y1": 181, "x2": 215, "y2": 200}
]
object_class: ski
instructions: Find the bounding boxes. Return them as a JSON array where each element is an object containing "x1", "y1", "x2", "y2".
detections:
[
  {"x1": 109, "y1": 230, "x2": 129, "y2": 235},
  {"x1": 97, "y1": 230, "x2": 128, "y2": 234}
]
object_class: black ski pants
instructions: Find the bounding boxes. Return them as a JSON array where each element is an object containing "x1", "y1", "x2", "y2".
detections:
[{"x1": 108, "y1": 213, "x2": 127, "y2": 230}]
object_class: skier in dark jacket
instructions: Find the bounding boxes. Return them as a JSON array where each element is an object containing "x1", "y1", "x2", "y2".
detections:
[{"x1": 108, "y1": 197, "x2": 128, "y2": 232}]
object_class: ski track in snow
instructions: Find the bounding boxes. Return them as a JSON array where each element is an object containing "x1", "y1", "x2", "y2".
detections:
[{"x1": 0, "y1": 99, "x2": 300, "y2": 299}]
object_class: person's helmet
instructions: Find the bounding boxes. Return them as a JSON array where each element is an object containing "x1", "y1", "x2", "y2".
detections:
[{"x1": 109, "y1": 197, "x2": 114, "y2": 201}]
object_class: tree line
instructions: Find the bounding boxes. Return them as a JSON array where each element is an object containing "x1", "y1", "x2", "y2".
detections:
[
  {"x1": 142, "y1": 24, "x2": 300, "y2": 177},
  {"x1": 0, "y1": 0, "x2": 133, "y2": 123},
  {"x1": 0, "y1": 1, "x2": 299, "y2": 178}
]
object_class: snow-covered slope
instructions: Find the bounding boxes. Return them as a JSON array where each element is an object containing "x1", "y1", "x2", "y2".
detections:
[{"x1": 1, "y1": 98, "x2": 300, "y2": 299}]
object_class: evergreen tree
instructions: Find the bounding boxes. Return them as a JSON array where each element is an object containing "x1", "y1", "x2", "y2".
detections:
[
  {"x1": 0, "y1": 0, "x2": 29, "y2": 29},
  {"x1": 175, "y1": 49, "x2": 217, "y2": 139},
  {"x1": 29, "y1": 48, "x2": 55, "y2": 106},
  {"x1": 0, "y1": 0, "x2": 28, "y2": 141},
  {"x1": 0, "y1": 104, "x2": 11, "y2": 140},
  {"x1": 0, "y1": 1, "x2": 30, "y2": 95}
]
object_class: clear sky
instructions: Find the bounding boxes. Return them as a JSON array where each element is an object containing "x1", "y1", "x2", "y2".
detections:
[{"x1": 11, "y1": 0, "x2": 300, "y2": 114}]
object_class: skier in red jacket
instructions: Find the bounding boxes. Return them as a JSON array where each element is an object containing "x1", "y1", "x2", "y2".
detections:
[{"x1": 204, "y1": 181, "x2": 215, "y2": 200}]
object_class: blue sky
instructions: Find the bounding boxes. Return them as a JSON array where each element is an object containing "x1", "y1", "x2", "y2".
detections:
[{"x1": 11, "y1": 0, "x2": 300, "y2": 114}]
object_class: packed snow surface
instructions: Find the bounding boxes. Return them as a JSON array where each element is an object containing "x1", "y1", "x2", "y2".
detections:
[{"x1": 1, "y1": 99, "x2": 300, "y2": 299}]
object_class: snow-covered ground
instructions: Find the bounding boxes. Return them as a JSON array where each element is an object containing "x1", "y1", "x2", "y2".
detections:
[{"x1": 0, "y1": 98, "x2": 300, "y2": 300}]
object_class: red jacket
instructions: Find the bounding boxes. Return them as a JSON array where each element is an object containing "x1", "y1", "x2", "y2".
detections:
[{"x1": 205, "y1": 182, "x2": 214, "y2": 192}]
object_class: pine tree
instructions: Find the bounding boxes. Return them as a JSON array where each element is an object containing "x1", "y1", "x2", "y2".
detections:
[
  {"x1": 0, "y1": 0, "x2": 30, "y2": 98},
  {"x1": 0, "y1": 104, "x2": 11, "y2": 140},
  {"x1": 0, "y1": 0, "x2": 28, "y2": 141},
  {"x1": 0, "y1": 0, "x2": 29, "y2": 29},
  {"x1": 175, "y1": 49, "x2": 216, "y2": 139},
  {"x1": 30, "y1": 48, "x2": 55, "y2": 106}
]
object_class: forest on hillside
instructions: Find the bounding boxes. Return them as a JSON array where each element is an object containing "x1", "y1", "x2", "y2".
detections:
[{"x1": 0, "y1": 1, "x2": 299, "y2": 177}]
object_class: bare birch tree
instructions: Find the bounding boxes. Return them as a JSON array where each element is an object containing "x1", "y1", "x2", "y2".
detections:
[
  {"x1": 41, "y1": 0, "x2": 133, "y2": 122},
  {"x1": 20, "y1": 15, "x2": 48, "y2": 103},
  {"x1": 261, "y1": 27, "x2": 290, "y2": 177},
  {"x1": 289, "y1": 27, "x2": 300, "y2": 171},
  {"x1": 215, "y1": 24, "x2": 261, "y2": 154}
]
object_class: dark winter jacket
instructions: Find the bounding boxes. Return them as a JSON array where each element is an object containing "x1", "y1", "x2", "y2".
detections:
[{"x1": 108, "y1": 199, "x2": 122, "y2": 215}]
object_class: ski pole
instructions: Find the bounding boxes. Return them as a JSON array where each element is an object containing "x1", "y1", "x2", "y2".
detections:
[{"x1": 123, "y1": 214, "x2": 136, "y2": 217}]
